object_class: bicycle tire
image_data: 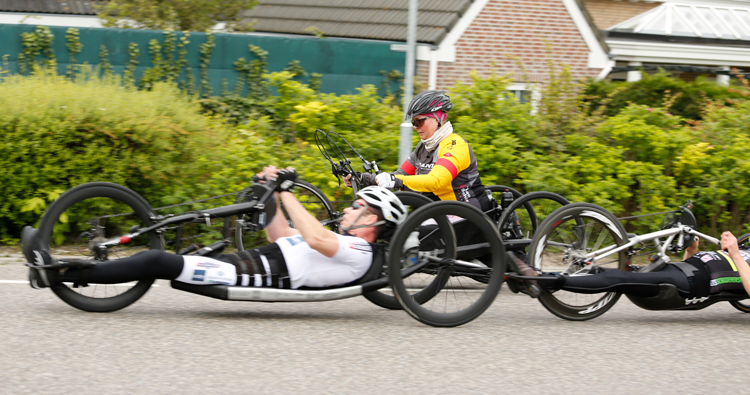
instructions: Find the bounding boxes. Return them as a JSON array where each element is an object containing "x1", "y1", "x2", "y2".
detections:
[
  {"x1": 468, "y1": 191, "x2": 571, "y2": 287},
  {"x1": 497, "y1": 191, "x2": 570, "y2": 241},
  {"x1": 528, "y1": 203, "x2": 628, "y2": 321},
  {"x1": 235, "y1": 180, "x2": 338, "y2": 251},
  {"x1": 37, "y1": 182, "x2": 161, "y2": 312},
  {"x1": 389, "y1": 201, "x2": 506, "y2": 327},
  {"x1": 362, "y1": 191, "x2": 444, "y2": 310},
  {"x1": 729, "y1": 232, "x2": 750, "y2": 313}
]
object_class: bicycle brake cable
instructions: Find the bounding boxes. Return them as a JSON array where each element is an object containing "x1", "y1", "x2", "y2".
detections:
[{"x1": 314, "y1": 129, "x2": 380, "y2": 187}]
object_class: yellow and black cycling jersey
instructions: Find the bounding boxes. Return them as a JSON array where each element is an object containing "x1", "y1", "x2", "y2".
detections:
[{"x1": 391, "y1": 133, "x2": 489, "y2": 211}]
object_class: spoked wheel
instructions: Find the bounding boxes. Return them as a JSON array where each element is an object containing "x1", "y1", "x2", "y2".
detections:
[
  {"x1": 528, "y1": 203, "x2": 628, "y2": 321},
  {"x1": 496, "y1": 191, "x2": 571, "y2": 289},
  {"x1": 389, "y1": 201, "x2": 506, "y2": 327},
  {"x1": 497, "y1": 191, "x2": 570, "y2": 242},
  {"x1": 729, "y1": 233, "x2": 750, "y2": 313},
  {"x1": 363, "y1": 192, "x2": 441, "y2": 310},
  {"x1": 37, "y1": 182, "x2": 163, "y2": 312},
  {"x1": 235, "y1": 180, "x2": 338, "y2": 251}
]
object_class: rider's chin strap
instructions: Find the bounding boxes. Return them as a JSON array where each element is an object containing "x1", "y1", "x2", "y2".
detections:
[{"x1": 340, "y1": 202, "x2": 386, "y2": 232}]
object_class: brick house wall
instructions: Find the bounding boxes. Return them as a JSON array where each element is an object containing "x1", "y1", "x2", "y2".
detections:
[
  {"x1": 416, "y1": 0, "x2": 604, "y2": 90},
  {"x1": 583, "y1": 0, "x2": 660, "y2": 29}
]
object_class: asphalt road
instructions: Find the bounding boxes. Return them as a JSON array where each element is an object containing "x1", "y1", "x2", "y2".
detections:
[{"x1": 2, "y1": 256, "x2": 749, "y2": 394}]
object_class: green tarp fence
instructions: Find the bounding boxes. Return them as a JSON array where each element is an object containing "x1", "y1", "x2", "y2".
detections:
[{"x1": 0, "y1": 24, "x2": 406, "y2": 96}]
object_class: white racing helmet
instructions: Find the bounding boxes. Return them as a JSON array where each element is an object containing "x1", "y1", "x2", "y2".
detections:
[{"x1": 356, "y1": 186, "x2": 407, "y2": 228}]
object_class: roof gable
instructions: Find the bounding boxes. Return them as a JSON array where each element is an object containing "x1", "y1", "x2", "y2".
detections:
[
  {"x1": 609, "y1": 2, "x2": 750, "y2": 46},
  {"x1": 241, "y1": 0, "x2": 474, "y2": 45},
  {"x1": 0, "y1": 0, "x2": 102, "y2": 15}
]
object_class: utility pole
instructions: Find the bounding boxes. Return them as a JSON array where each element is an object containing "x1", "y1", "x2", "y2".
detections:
[{"x1": 399, "y1": 0, "x2": 418, "y2": 164}]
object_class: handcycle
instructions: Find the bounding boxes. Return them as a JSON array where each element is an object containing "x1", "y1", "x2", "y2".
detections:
[
  {"x1": 26, "y1": 173, "x2": 515, "y2": 327},
  {"x1": 523, "y1": 201, "x2": 750, "y2": 320},
  {"x1": 312, "y1": 129, "x2": 574, "y2": 310}
]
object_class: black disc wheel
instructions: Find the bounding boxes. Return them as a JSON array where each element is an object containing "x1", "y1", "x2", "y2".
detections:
[
  {"x1": 235, "y1": 180, "x2": 338, "y2": 251},
  {"x1": 37, "y1": 182, "x2": 162, "y2": 312},
  {"x1": 729, "y1": 233, "x2": 750, "y2": 313},
  {"x1": 528, "y1": 203, "x2": 628, "y2": 321},
  {"x1": 362, "y1": 192, "x2": 442, "y2": 310},
  {"x1": 389, "y1": 201, "x2": 506, "y2": 327}
]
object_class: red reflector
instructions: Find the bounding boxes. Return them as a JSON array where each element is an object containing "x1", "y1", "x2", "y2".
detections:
[
  {"x1": 553, "y1": 220, "x2": 562, "y2": 227},
  {"x1": 119, "y1": 236, "x2": 131, "y2": 244}
]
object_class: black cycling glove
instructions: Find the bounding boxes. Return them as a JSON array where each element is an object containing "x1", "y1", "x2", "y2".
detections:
[{"x1": 276, "y1": 169, "x2": 297, "y2": 193}]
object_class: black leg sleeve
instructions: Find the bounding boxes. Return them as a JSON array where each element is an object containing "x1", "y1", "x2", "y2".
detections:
[
  {"x1": 59, "y1": 250, "x2": 184, "y2": 284},
  {"x1": 560, "y1": 264, "x2": 690, "y2": 297}
]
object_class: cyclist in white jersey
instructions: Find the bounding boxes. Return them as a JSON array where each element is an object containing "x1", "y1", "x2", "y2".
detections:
[{"x1": 26, "y1": 166, "x2": 407, "y2": 290}]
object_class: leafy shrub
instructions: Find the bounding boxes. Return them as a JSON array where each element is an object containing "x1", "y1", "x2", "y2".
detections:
[
  {"x1": 583, "y1": 70, "x2": 746, "y2": 121},
  {"x1": 5, "y1": 62, "x2": 750, "y2": 246},
  {"x1": 0, "y1": 73, "x2": 232, "y2": 242}
]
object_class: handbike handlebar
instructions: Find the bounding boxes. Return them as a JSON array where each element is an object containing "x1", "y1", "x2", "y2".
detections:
[{"x1": 314, "y1": 129, "x2": 381, "y2": 193}]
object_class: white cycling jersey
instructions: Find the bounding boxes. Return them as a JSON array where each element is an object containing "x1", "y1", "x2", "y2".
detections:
[
  {"x1": 176, "y1": 233, "x2": 373, "y2": 289},
  {"x1": 276, "y1": 233, "x2": 373, "y2": 288}
]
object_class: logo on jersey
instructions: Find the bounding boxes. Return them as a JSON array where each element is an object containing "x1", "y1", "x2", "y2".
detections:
[
  {"x1": 197, "y1": 262, "x2": 221, "y2": 269},
  {"x1": 192, "y1": 269, "x2": 206, "y2": 282},
  {"x1": 700, "y1": 254, "x2": 713, "y2": 263},
  {"x1": 710, "y1": 277, "x2": 742, "y2": 287},
  {"x1": 460, "y1": 186, "x2": 471, "y2": 202},
  {"x1": 285, "y1": 236, "x2": 305, "y2": 246},
  {"x1": 446, "y1": 140, "x2": 456, "y2": 150},
  {"x1": 443, "y1": 152, "x2": 453, "y2": 157}
]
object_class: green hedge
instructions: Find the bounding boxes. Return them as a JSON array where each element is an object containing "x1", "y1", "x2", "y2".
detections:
[
  {"x1": 0, "y1": 73, "x2": 233, "y2": 243},
  {"x1": 3, "y1": 66, "x2": 750, "y2": 244},
  {"x1": 582, "y1": 70, "x2": 747, "y2": 120}
]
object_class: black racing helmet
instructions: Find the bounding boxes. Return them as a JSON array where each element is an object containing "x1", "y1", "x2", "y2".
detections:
[{"x1": 403, "y1": 90, "x2": 453, "y2": 122}]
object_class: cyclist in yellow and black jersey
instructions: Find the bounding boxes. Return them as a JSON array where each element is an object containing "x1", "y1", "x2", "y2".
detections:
[{"x1": 346, "y1": 90, "x2": 491, "y2": 212}]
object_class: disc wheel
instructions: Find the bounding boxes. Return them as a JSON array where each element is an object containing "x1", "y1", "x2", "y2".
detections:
[
  {"x1": 389, "y1": 201, "x2": 506, "y2": 327},
  {"x1": 528, "y1": 203, "x2": 629, "y2": 321},
  {"x1": 235, "y1": 180, "x2": 338, "y2": 251},
  {"x1": 37, "y1": 182, "x2": 162, "y2": 312},
  {"x1": 362, "y1": 192, "x2": 447, "y2": 310},
  {"x1": 729, "y1": 233, "x2": 750, "y2": 313}
]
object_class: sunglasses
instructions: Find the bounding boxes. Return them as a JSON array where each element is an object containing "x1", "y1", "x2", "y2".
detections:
[
  {"x1": 411, "y1": 117, "x2": 432, "y2": 128},
  {"x1": 350, "y1": 200, "x2": 368, "y2": 210}
]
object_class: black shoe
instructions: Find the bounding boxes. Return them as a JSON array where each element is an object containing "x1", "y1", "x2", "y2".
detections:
[
  {"x1": 535, "y1": 273, "x2": 566, "y2": 291},
  {"x1": 27, "y1": 250, "x2": 59, "y2": 289},
  {"x1": 21, "y1": 226, "x2": 43, "y2": 264}
]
